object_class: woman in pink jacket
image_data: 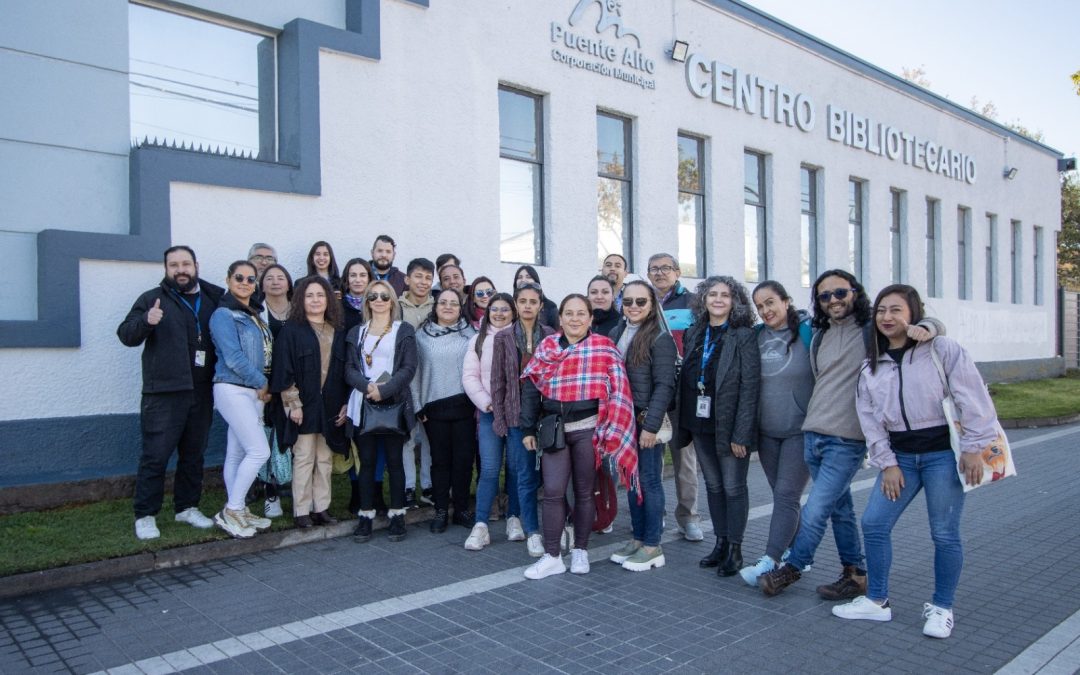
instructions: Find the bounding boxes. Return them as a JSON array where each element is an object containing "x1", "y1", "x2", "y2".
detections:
[
  {"x1": 834, "y1": 284, "x2": 998, "y2": 639},
  {"x1": 461, "y1": 292, "x2": 519, "y2": 550}
]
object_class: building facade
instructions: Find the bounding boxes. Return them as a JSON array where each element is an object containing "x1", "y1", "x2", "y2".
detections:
[{"x1": 0, "y1": 0, "x2": 1063, "y2": 487}]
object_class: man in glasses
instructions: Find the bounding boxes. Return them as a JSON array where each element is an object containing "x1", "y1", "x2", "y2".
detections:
[
  {"x1": 397, "y1": 258, "x2": 436, "y2": 507},
  {"x1": 759, "y1": 269, "x2": 942, "y2": 599},
  {"x1": 247, "y1": 243, "x2": 277, "y2": 277},
  {"x1": 117, "y1": 245, "x2": 224, "y2": 540},
  {"x1": 370, "y1": 234, "x2": 407, "y2": 296},
  {"x1": 647, "y1": 252, "x2": 703, "y2": 543}
]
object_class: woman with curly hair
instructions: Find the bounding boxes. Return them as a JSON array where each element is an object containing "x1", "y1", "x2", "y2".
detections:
[{"x1": 678, "y1": 276, "x2": 761, "y2": 578}]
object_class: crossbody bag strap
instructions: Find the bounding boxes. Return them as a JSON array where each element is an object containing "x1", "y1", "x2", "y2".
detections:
[{"x1": 928, "y1": 337, "x2": 953, "y2": 399}]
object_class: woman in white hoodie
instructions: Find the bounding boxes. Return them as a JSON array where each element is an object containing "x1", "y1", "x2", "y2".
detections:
[{"x1": 461, "y1": 293, "x2": 520, "y2": 550}]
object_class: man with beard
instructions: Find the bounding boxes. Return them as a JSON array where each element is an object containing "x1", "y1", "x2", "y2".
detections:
[
  {"x1": 602, "y1": 253, "x2": 629, "y2": 311},
  {"x1": 370, "y1": 234, "x2": 406, "y2": 296},
  {"x1": 118, "y1": 246, "x2": 224, "y2": 540}
]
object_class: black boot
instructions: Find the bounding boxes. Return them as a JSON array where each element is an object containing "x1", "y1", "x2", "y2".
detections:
[
  {"x1": 430, "y1": 509, "x2": 449, "y2": 533},
  {"x1": 700, "y1": 538, "x2": 730, "y2": 568},
  {"x1": 348, "y1": 479, "x2": 361, "y2": 515},
  {"x1": 388, "y1": 514, "x2": 407, "y2": 542},
  {"x1": 719, "y1": 543, "x2": 743, "y2": 577},
  {"x1": 353, "y1": 515, "x2": 372, "y2": 543}
]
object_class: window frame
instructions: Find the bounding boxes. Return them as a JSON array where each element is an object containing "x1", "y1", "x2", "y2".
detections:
[
  {"x1": 676, "y1": 133, "x2": 706, "y2": 277},
  {"x1": 848, "y1": 178, "x2": 865, "y2": 279},
  {"x1": 596, "y1": 111, "x2": 634, "y2": 268},
  {"x1": 744, "y1": 150, "x2": 768, "y2": 283},
  {"x1": 497, "y1": 84, "x2": 546, "y2": 265}
]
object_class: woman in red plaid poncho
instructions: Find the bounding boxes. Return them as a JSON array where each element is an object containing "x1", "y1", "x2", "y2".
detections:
[{"x1": 519, "y1": 294, "x2": 639, "y2": 580}]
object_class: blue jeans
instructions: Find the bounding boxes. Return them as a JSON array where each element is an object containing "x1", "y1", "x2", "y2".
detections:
[
  {"x1": 506, "y1": 426, "x2": 540, "y2": 535},
  {"x1": 627, "y1": 444, "x2": 665, "y2": 547},
  {"x1": 786, "y1": 431, "x2": 866, "y2": 571},
  {"x1": 475, "y1": 412, "x2": 520, "y2": 523},
  {"x1": 862, "y1": 449, "x2": 965, "y2": 608}
]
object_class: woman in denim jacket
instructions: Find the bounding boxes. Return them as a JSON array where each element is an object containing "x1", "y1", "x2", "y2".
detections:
[
  {"x1": 833, "y1": 284, "x2": 998, "y2": 639},
  {"x1": 209, "y1": 260, "x2": 274, "y2": 539}
]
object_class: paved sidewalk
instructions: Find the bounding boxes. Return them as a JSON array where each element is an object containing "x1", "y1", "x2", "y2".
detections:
[{"x1": 1, "y1": 424, "x2": 1077, "y2": 674}]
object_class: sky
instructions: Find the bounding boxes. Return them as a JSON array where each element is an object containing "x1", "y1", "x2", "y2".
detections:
[{"x1": 742, "y1": 0, "x2": 1080, "y2": 160}]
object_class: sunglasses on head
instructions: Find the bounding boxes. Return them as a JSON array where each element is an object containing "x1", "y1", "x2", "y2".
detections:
[
  {"x1": 624, "y1": 297, "x2": 650, "y2": 308},
  {"x1": 232, "y1": 274, "x2": 257, "y2": 284},
  {"x1": 817, "y1": 288, "x2": 854, "y2": 304},
  {"x1": 366, "y1": 292, "x2": 391, "y2": 302},
  {"x1": 475, "y1": 288, "x2": 495, "y2": 298}
]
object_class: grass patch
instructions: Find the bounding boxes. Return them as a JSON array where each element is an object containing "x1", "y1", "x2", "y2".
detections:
[{"x1": 989, "y1": 370, "x2": 1080, "y2": 420}]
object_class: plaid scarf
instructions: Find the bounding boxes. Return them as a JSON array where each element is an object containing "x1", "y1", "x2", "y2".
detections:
[{"x1": 521, "y1": 333, "x2": 639, "y2": 496}]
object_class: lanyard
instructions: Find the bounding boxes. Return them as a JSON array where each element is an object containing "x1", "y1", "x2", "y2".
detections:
[
  {"x1": 697, "y1": 325, "x2": 720, "y2": 393},
  {"x1": 170, "y1": 289, "x2": 203, "y2": 343}
]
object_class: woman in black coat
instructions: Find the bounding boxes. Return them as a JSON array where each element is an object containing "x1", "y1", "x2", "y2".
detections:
[{"x1": 678, "y1": 275, "x2": 761, "y2": 577}]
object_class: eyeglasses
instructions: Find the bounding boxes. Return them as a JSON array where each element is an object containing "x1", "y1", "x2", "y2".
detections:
[
  {"x1": 366, "y1": 292, "x2": 391, "y2": 302},
  {"x1": 817, "y1": 288, "x2": 854, "y2": 304},
  {"x1": 249, "y1": 255, "x2": 276, "y2": 264},
  {"x1": 624, "y1": 297, "x2": 650, "y2": 308},
  {"x1": 437, "y1": 300, "x2": 461, "y2": 307},
  {"x1": 489, "y1": 306, "x2": 512, "y2": 313},
  {"x1": 474, "y1": 288, "x2": 495, "y2": 298},
  {"x1": 647, "y1": 265, "x2": 676, "y2": 275},
  {"x1": 232, "y1": 274, "x2": 257, "y2": 284}
]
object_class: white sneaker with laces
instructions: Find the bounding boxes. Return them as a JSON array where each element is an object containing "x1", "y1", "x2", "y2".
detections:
[
  {"x1": 241, "y1": 507, "x2": 272, "y2": 531},
  {"x1": 214, "y1": 509, "x2": 255, "y2": 539},
  {"x1": 922, "y1": 603, "x2": 954, "y2": 638},
  {"x1": 506, "y1": 516, "x2": 525, "y2": 542},
  {"x1": 569, "y1": 548, "x2": 590, "y2": 574},
  {"x1": 683, "y1": 521, "x2": 704, "y2": 542},
  {"x1": 832, "y1": 596, "x2": 892, "y2": 622},
  {"x1": 464, "y1": 523, "x2": 490, "y2": 551},
  {"x1": 264, "y1": 497, "x2": 283, "y2": 518},
  {"x1": 524, "y1": 553, "x2": 566, "y2": 580},
  {"x1": 526, "y1": 533, "x2": 544, "y2": 557},
  {"x1": 174, "y1": 507, "x2": 214, "y2": 529},
  {"x1": 135, "y1": 516, "x2": 160, "y2": 540},
  {"x1": 739, "y1": 555, "x2": 778, "y2": 587}
]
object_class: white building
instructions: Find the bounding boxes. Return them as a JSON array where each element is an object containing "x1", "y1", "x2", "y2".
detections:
[{"x1": 0, "y1": 0, "x2": 1063, "y2": 488}]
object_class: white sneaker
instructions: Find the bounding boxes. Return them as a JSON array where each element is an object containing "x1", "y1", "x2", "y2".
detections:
[
  {"x1": 524, "y1": 553, "x2": 566, "y2": 580},
  {"x1": 561, "y1": 524, "x2": 574, "y2": 552},
  {"x1": 739, "y1": 555, "x2": 777, "y2": 587},
  {"x1": 214, "y1": 509, "x2": 255, "y2": 539},
  {"x1": 832, "y1": 596, "x2": 892, "y2": 622},
  {"x1": 684, "y1": 521, "x2": 705, "y2": 542},
  {"x1": 506, "y1": 516, "x2": 525, "y2": 542},
  {"x1": 264, "y1": 497, "x2": 283, "y2": 518},
  {"x1": 174, "y1": 507, "x2": 214, "y2": 529},
  {"x1": 464, "y1": 523, "x2": 490, "y2": 551},
  {"x1": 242, "y1": 507, "x2": 272, "y2": 531},
  {"x1": 922, "y1": 603, "x2": 954, "y2": 638},
  {"x1": 601, "y1": 523, "x2": 613, "y2": 534},
  {"x1": 135, "y1": 516, "x2": 160, "y2": 540},
  {"x1": 526, "y1": 533, "x2": 544, "y2": 557},
  {"x1": 569, "y1": 548, "x2": 590, "y2": 574}
]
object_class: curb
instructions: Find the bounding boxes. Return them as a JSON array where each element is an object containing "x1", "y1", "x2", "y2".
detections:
[{"x1": 999, "y1": 413, "x2": 1080, "y2": 429}]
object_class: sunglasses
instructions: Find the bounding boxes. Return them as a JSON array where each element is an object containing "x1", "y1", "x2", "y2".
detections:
[
  {"x1": 817, "y1": 288, "x2": 854, "y2": 304},
  {"x1": 437, "y1": 300, "x2": 461, "y2": 308},
  {"x1": 475, "y1": 288, "x2": 495, "y2": 298},
  {"x1": 366, "y1": 292, "x2": 392, "y2": 302},
  {"x1": 623, "y1": 297, "x2": 650, "y2": 308},
  {"x1": 232, "y1": 274, "x2": 257, "y2": 284},
  {"x1": 489, "y1": 306, "x2": 512, "y2": 313}
]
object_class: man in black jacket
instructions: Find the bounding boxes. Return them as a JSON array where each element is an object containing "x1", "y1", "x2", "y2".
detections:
[{"x1": 117, "y1": 245, "x2": 224, "y2": 540}]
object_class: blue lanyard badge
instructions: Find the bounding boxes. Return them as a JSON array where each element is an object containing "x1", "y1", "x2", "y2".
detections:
[
  {"x1": 170, "y1": 289, "x2": 203, "y2": 344},
  {"x1": 697, "y1": 325, "x2": 717, "y2": 394}
]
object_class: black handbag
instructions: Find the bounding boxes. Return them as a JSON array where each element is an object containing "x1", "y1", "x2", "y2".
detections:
[
  {"x1": 359, "y1": 399, "x2": 407, "y2": 436},
  {"x1": 537, "y1": 413, "x2": 565, "y2": 451}
]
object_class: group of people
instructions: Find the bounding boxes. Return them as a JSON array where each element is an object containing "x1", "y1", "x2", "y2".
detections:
[{"x1": 119, "y1": 236, "x2": 1000, "y2": 640}]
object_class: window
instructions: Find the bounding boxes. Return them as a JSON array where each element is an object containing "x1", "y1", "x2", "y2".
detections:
[
  {"x1": 1034, "y1": 226, "x2": 1044, "y2": 305},
  {"x1": 1011, "y1": 220, "x2": 1022, "y2": 304},
  {"x1": 744, "y1": 151, "x2": 767, "y2": 282},
  {"x1": 597, "y1": 112, "x2": 633, "y2": 267},
  {"x1": 957, "y1": 207, "x2": 972, "y2": 300},
  {"x1": 498, "y1": 86, "x2": 544, "y2": 264},
  {"x1": 128, "y1": 2, "x2": 275, "y2": 159},
  {"x1": 985, "y1": 214, "x2": 997, "y2": 302},
  {"x1": 925, "y1": 198, "x2": 940, "y2": 297},
  {"x1": 800, "y1": 166, "x2": 819, "y2": 287},
  {"x1": 889, "y1": 189, "x2": 906, "y2": 284},
  {"x1": 677, "y1": 134, "x2": 706, "y2": 277},
  {"x1": 848, "y1": 178, "x2": 865, "y2": 279}
]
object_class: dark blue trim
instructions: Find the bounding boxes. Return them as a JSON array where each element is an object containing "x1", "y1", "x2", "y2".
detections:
[
  {"x1": 0, "y1": 0, "x2": 404, "y2": 348},
  {"x1": 704, "y1": 0, "x2": 1062, "y2": 158}
]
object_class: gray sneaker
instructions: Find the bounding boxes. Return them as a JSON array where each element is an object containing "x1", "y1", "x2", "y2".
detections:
[
  {"x1": 683, "y1": 521, "x2": 704, "y2": 542},
  {"x1": 609, "y1": 540, "x2": 641, "y2": 564},
  {"x1": 622, "y1": 546, "x2": 666, "y2": 572}
]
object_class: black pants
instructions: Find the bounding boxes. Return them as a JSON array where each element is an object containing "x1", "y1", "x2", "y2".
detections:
[
  {"x1": 356, "y1": 432, "x2": 405, "y2": 511},
  {"x1": 424, "y1": 416, "x2": 476, "y2": 512},
  {"x1": 133, "y1": 389, "x2": 214, "y2": 518}
]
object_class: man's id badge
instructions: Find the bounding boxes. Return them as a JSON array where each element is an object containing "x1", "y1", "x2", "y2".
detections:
[
  {"x1": 695, "y1": 395, "x2": 712, "y2": 418},
  {"x1": 194, "y1": 350, "x2": 206, "y2": 367}
]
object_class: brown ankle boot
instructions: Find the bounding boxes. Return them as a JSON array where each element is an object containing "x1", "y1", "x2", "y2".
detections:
[{"x1": 816, "y1": 564, "x2": 867, "y2": 601}]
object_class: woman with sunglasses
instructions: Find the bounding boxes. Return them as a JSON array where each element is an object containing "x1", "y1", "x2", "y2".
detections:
[
  {"x1": 340, "y1": 258, "x2": 373, "y2": 334},
  {"x1": 257, "y1": 263, "x2": 293, "y2": 519},
  {"x1": 412, "y1": 288, "x2": 478, "y2": 533},
  {"x1": 513, "y1": 265, "x2": 559, "y2": 330},
  {"x1": 304, "y1": 240, "x2": 341, "y2": 296},
  {"x1": 490, "y1": 283, "x2": 555, "y2": 557},
  {"x1": 270, "y1": 276, "x2": 349, "y2": 529},
  {"x1": 345, "y1": 281, "x2": 417, "y2": 542},
  {"x1": 678, "y1": 276, "x2": 761, "y2": 578},
  {"x1": 464, "y1": 276, "x2": 497, "y2": 330},
  {"x1": 209, "y1": 261, "x2": 274, "y2": 538},
  {"x1": 461, "y1": 293, "x2": 522, "y2": 550},
  {"x1": 519, "y1": 294, "x2": 639, "y2": 579},
  {"x1": 587, "y1": 275, "x2": 620, "y2": 337},
  {"x1": 607, "y1": 281, "x2": 677, "y2": 572}
]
